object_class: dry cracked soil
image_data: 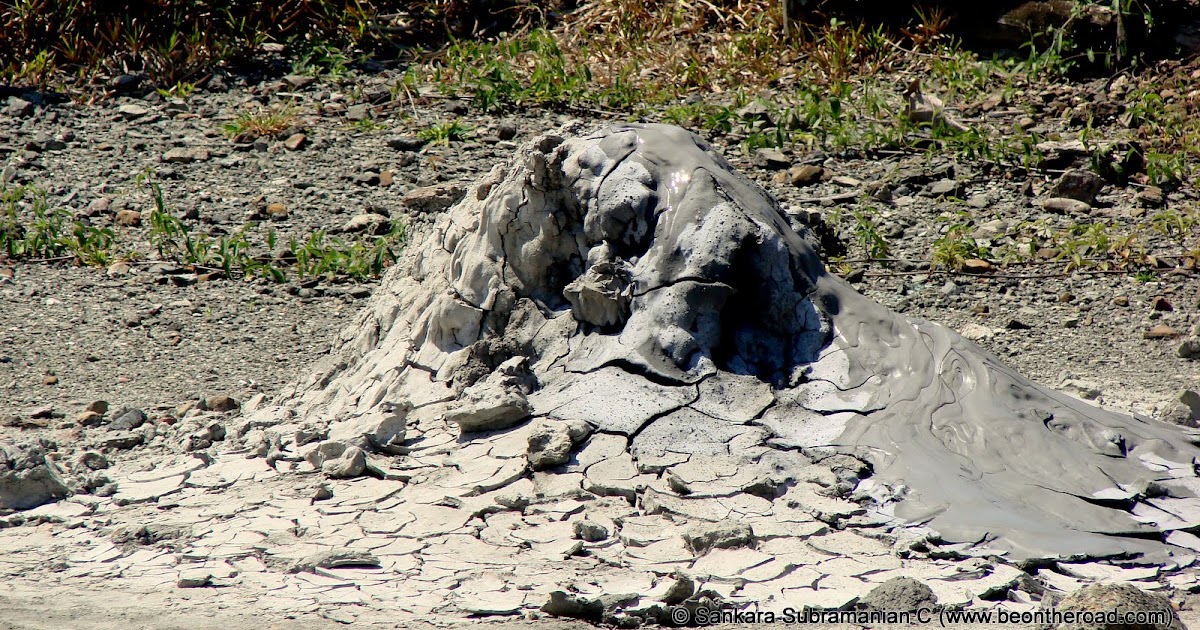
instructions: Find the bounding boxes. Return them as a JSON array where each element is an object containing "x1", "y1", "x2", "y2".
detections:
[{"x1": 1, "y1": 67, "x2": 1199, "y2": 629}]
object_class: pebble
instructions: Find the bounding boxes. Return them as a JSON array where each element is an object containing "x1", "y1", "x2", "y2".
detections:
[
  {"x1": 1151, "y1": 296, "x2": 1173, "y2": 312},
  {"x1": 162, "y1": 147, "x2": 210, "y2": 163},
  {"x1": 752, "y1": 148, "x2": 789, "y2": 170},
  {"x1": 1041, "y1": 197, "x2": 1092, "y2": 214},
  {"x1": 1144, "y1": 325, "x2": 1181, "y2": 340},
  {"x1": 283, "y1": 133, "x2": 307, "y2": 151},
  {"x1": 1137, "y1": 185, "x2": 1166, "y2": 207},
  {"x1": 387, "y1": 135, "x2": 427, "y2": 151},
  {"x1": 1179, "y1": 339, "x2": 1200, "y2": 361},
  {"x1": 117, "y1": 104, "x2": 149, "y2": 120},
  {"x1": 114, "y1": 210, "x2": 142, "y2": 226},
  {"x1": 205, "y1": 395, "x2": 240, "y2": 412}
]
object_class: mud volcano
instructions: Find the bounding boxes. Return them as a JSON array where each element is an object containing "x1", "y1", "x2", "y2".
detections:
[{"x1": 261, "y1": 122, "x2": 1200, "y2": 564}]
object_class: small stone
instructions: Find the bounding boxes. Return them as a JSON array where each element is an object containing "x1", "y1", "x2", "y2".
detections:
[
  {"x1": 162, "y1": 147, "x2": 210, "y2": 164},
  {"x1": 496, "y1": 124, "x2": 518, "y2": 141},
  {"x1": 78, "y1": 451, "x2": 108, "y2": 470},
  {"x1": 102, "y1": 431, "x2": 144, "y2": 450},
  {"x1": 6, "y1": 97, "x2": 35, "y2": 118},
  {"x1": 1144, "y1": 325, "x2": 1181, "y2": 340},
  {"x1": 753, "y1": 148, "x2": 789, "y2": 170},
  {"x1": 29, "y1": 406, "x2": 53, "y2": 419},
  {"x1": 928, "y1": 179, "x2": 961, "y2": 197},
  {"x1": 117, "y1": 104, "x2": 149, "y2": 120},
  {"x1": 305, "y1": 440, "x2": 367, "y2": 479},
  {"x1": 1048, "y1": 168, "x2": 1104, "y2": 204},
  {"x1": 284, "y1": 74, "x2": 316, "y2": 89},
  {"x1": 573, "y1": 520, "x2": 609, "y2": 542},
  {"x1": 205, "y1": 395, "x2": 239, "y2": 412},
  {"x1": 960, "y1": 258, "x2": 993, "y2": 273},
  {"x1": 1053, "y1": 583, "x2": 1184, "y2": 630},
  {"x1": 76, "y1": 411, "x2": 103, "y2": 426},
  {"x1": 346, "y1": 104, "x2": 371, "y2": 121},
  {"x1": 528, "y1": 420, "x2": 573, "y2": 471},
  {"x1": 683, "y1": 519, "x2": 754, "y2": 554},
  {"x1": 379, "y1": 170, "x2": 394, "y2": 187},
  {"x1": 786, "y1": 164, "x2": 823, "y2": 186},
  {"x1": 289, "y1": 549, "x2": 379, "y2": 573},
  {"x1": 401, "y1": 184, "x2": 465, "y2": 213},
  {"x1": 340, "y1": 213, "x2": 390, "y2": 235},
  {"x1": 1113, "y1": 296, "x2": 1130, "y2": 307},
  {"x1": 114, "y1": 210, "x2": 142, "y2": 226},
  {"x1": 107, "y1": 261, "x2": 131, "y2": 276},
  {"x1": 282, "y1": 133, "x2": 307, "y2": 151},
  {"x1": 0, "y1": 441, "x2": 70, "y2": 510},
  {"x1": 860, "y1": 577, "x2": 937, "y2": 612},
  {"x1": 312, "y1": 484, "x2": 333, "y2": 502},
  {"x1": 43, "y1": 375, "x2": 58, "y2": 386},
  {"x1": 1005, "y1": 319, "x2": 1032, "y2": 330},
  {"x1": 386, "y1": 136, "x2": 427, "y2": 152},
  {"x1": 1042, "y1": 197, "x2": 1092, "y2": 214},
  {"x1": 1137, "y1": 186, "x2": 1166, "y2": 207},
  {"x1": 662, "y1": 574, "x2": 696, "y2": 606},
  {"x1": 1178, "y1": 338, "x2": 1200, "y2": 360},
  {"x1": 110, "y1": 408, "x2": 148, "y2": 430},
  {"x1": 1151, "y1": 296, "x2": 1173, "y2": 312},
  {"x1": 541, "y1": 591, "x2": 603, "y2": 622},
  {"x1": 266, "y1": 202, "x2": 288, "y2": 219},
  {"x1": 176, "y1": 571, "x2": 212, "y2": 588}
]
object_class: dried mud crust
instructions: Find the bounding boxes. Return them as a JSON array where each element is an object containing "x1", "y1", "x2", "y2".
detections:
[{"x1": 0, "y1": 73, "x2": 1198, "y2": 629}]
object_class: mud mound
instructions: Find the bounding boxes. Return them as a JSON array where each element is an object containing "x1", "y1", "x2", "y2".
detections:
[{"x1": 252, "y1": 122, "x2": 1200, "y2": 562}]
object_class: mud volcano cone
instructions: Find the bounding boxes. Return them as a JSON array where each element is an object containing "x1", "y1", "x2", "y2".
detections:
[{"x1": 255, "y1": 123, "x2": 1200, "y2": 563}]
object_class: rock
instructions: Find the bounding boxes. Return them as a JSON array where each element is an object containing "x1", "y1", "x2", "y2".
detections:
[
  {"x1": 444, "y1": 358, "x2": 534, "y2": 434},
  {"x1": 289, "y1": 549, "x2": 379, "y2": 573},
  {"x1": 109, "y1": 408, "x2": 148, "y2": 431},
  {"x1": 1049, "y1": 168, "x2": 1104, "y2": 204},
  {"x1": 1137, "y1": 186, "x2": 1166, "y2": 207},
  {"x1": 340, "y1": 213, "x2": 390, "y2": 235},
  {"x1": 184, "y1": 422, "x2": 226, "y2": 451},
  {"x1": 860, "y1": 577, "x2": 937, "y2": 611},
  {"x1": 0, "y1": 441, "x2": 69, "y2": 510},
  {"x1": 266, "y1": 202, "x2": 288, "y2": 219},
  {"x1": 6, "y1": 97, "x2": 35, "y2": 118},
  {"x1": 573, "y1": 520, "x2": 609, "y2": 542},
  {"x1": 176, "y1": 571, "x2": 212, "y2": 588},
  {"x1": 387, "y1": 136, "x2": 427, "y2": 152},
  {"x1": 528, "y1": 420, "x2": 574, "y2": 470},
  {"x1": 1151, "y1": 296, "x2": 1173, "y2": 312},
  {"x1": 401, "y1": 184, "x2": 464, "y2": 213},
  {"x1": 1144, "y1": 325, "x2": 1181, "y2": 340},
  {"x1": 787, "y1": 165, "x2": 824, "y2": 186},
  {"x1": 78, "y1": 451, "x2": 108, "y2": 471},
  {"x1": 328, "y1": 404, "x2": 409, "y2": 453},
  {"x1": 304, "y1": 441, "x2": 367, "y2": 478},
  {"x1": 283, "y1": 133, "x2": 307, "y2": 151},
  {"x1": 284, "y1": 74, "x2": 315, "y2": 89},
  {"x1": 753, "y1": 148, "x2": 789, "y2": 170},
  {"x1": 102, "y1": 431, "x2": 144, "y2": 450},
  {"x1": 205, "y1": 395, "x2": 240, "y2": 412},
  {"x1": 683, "y1": 519, "x2": 754, "y2": 554},
  {"x1": 76, "y1": 411, "x2": 103, "y2": 427},
  {"x1": 497, "y1": 124, "x2": 518, "y2": 141},
  {"x1": 563, "y1": 260, "x2": 632, "y2": 327},
  {"x1": 542, "y1": 591, "x2": 604, "y2": 622},
  {"x1": 1005, "y1": 318, "x2": 1032, "y2": 330},
  {"x1": 1042, "y1": 197, "x2": 1092, "y2": 214},
  {"x1": 1113, "y1": 296, "x2": 1130, "y2": 307},
  {"x1": 114, "y1": 210, "x2": 142, "y2": 226},
  {"x1": 117, "y1": 104, "x2": 149, "y2": 120},
  {"x1": 162, "y1": 147, "x2": 210, "y2": 163},
  {"x1": 1179, "y1": 338, "x2": 1200, "y2": 360},
  {"x1": 1053, "y1": 583, "x2": 1184, "y2": 630},
  {"x1": 662, "y1": 574, "x2": 695, "y2": 606},
  {"x1": 961, "y1": 258, "x2": 993, "y2": 273},
  {"x1": 346, "y1": 104, "x2": 371, "y2": 121},
  {"x1": 928, "y1": 179, "x2": 962, "y2": 197},
  {"x1": 42, "y1": 375, "x2": 58, "y2": 386}
]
